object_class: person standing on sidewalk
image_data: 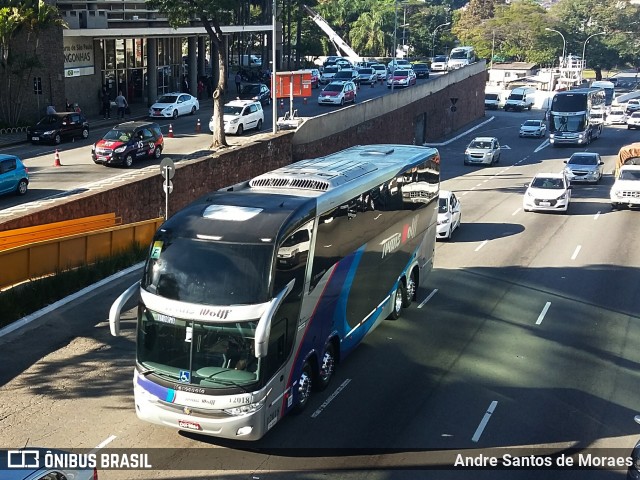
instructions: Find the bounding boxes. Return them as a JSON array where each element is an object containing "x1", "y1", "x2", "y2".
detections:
[
  {"x1": 115, "y1": 91, "x2": 128, "y2": 120},
  {"x1": 235, "y1": 71, "x2": 242, "y2": 95},
  {"x1": 101, "y1": 87, "x2": 111, "y2": 119}
]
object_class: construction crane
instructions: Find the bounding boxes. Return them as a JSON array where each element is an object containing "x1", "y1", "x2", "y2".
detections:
[{"x1": 303, "y1": 5, "x2": 361, "y2": 63}]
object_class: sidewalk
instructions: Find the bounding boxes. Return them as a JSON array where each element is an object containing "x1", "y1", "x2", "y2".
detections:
[{"x1": 0, "y1": 98, "x2": 213, "y2": 149}]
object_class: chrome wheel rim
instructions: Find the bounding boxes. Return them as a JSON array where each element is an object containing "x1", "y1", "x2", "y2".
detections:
[{"x1": 319, "y1": 349, "x2": 335, "y2": 384}]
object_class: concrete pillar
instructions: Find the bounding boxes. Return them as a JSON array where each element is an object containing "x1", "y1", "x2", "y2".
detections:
[
  {"x1": 147, "y1": 38, "x2": 157, "y2": 106},
  {"x1": 198, "y1": 36, "x2": 206, "y2": 77},
  {"x1": 188, "y1": 36, "x2": 197, "y2": 96}
]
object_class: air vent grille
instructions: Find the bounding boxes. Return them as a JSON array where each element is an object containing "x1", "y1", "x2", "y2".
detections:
[{"x1": 249, "y1": 176, "x2": 330, "y2": 191}]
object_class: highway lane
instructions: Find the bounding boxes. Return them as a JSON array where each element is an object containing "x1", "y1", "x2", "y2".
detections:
[
  {"x1": 1, "y1": 114, "x2": 640, "y2": 480},
  {"x1": 0, "y1": 75, "x2": 439, "y2": 213}
]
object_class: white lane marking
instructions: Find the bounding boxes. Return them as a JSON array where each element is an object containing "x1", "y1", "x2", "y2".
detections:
[
  {"x1": 594, "y1": 211, "x2": 601, "y2": 220},
  {"x1": 571, "y1": 245, "x2": 582, "y2": 260},
  {"x1": 536, "y1": 302, "x2": 551, "y2": 325},
  {"x1": 472, "y1": 401, "x2": 498, "y2": 443},
  {"x1": 311, "y1": 379, "x2": 351, "y2": 418},
  {"x1": 418, "y1": 288, "x2": 438, "y2": 309},
  {"x1": 90, "y1": 435, "x2": 117, "y2": 453},
  {"x1": 482, "y1": 179, "x2": 489, "y2": 183},
  {"x1": 475, "y1": 240, "x2": 488, "y2": 252},
  {"x1": 501, "y1": 145, "x2": 511, "y2": 150},
  {"x1": 423, "y1": 116, "x2": 495, "y2": 146},
  {"x1": 534, "y1": 139, "x2": 550, "y2": 153},
  {"x1": 512, "y1": 208, "x2": 520, "y2": 216},
  {"x1": 460, "y1": 191, "x2": 469, "y2": 196}
]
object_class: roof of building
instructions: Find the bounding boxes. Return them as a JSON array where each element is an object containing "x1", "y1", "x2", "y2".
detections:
[{"x1": 490, "y1": 62, "x2": 538, "y2": 71}]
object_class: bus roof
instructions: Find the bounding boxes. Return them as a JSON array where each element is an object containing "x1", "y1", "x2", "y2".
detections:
[{"x1": 158, "y1": 144, "x2": 440, "y2": 244}]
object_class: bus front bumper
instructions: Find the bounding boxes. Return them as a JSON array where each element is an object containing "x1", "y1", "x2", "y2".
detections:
[
  {"x1": 549, "y1": 134, "x2": 588, "y2": 145},
  {"x1": 134, "y1": 383, "x2": 268, "y2": 441}
]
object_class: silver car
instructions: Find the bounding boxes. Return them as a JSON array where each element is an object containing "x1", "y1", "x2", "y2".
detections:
[
  {"x1": 519, "y1": 119, "x2": 546, "y2": 138},
  {"x1": 563, "y1": 152, "x2": 604, "y2": 184},
  {"x1": 464, "y1": 136, "x2": 501, "y2": 166}
]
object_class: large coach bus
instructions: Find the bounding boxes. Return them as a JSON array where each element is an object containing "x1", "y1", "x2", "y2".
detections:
[
  {"x1": 548, "y1": 87, "x2": 605, "y2": 146},
  {"x1": 590, "y1": 80, "x2": 616, "y2": 108},
  {"x1": 109, "y1": 144, "x2": 440, "y2": 441}
]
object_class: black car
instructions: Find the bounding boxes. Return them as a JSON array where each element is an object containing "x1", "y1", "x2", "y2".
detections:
[
  {"x1": 27, "y1": 112, "x2": 89, "y2": 145},
  {"x1": 238, "y1": 83, "x2": 271, "y2": 106},
  {"x1": 411, "y1": 63, "x2": 430, "y2": 79},
  {"x1": 92, "y1": 121, "x2": 164, "y2": 168}
]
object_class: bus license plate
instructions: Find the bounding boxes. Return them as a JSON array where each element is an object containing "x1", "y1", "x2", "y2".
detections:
[{"x1": 178, "y1": 420, "x2": 202, "y2": 431}]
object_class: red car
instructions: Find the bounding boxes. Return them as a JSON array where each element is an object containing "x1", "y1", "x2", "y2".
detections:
[
  {"x1": 317, "y1": 81, "x2": 357, "y2": 106},
  {"x1": 386, "y1": 69, "x2": 417, "y2": 88},
  {"x1": 92, "y1": 121, "x2": 164, "y2": 168}
]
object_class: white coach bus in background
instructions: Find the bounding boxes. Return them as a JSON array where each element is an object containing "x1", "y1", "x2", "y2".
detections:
[{"x1": 109, "y1": 144, "x2": 441, "y2": 441}]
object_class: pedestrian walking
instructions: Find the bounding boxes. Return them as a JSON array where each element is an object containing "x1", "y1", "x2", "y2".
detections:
[
  {"x1": 235, "y1": 71, "x2": 242, "y2": 95},
  {"x1": 101, "y1": 88, "x2": 111, "y2": 119},
  {"x1": 197, "y1": 79, "x2": 204, "y2": 100},
  {"x1": 115, "y1": 91, "x2": 128, "y2": 120},
  {"x1": 65, "y1": 99, "x2": 73, "y2": 112}
]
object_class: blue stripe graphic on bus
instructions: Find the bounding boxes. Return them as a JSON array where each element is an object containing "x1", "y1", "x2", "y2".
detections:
[
  {"x1": 335, "y1": 246, "x2": 369, "y2": 351},
  {"x1": 138, "y1": 373, "x2": 176, "y2": 403}
]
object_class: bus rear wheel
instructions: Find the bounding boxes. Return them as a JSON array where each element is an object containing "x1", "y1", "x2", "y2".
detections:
[
  {"x1": 292, "y1": 360, "x2": 313, "y2": 413},
  {"x1": 387, "y1": 283, "x2": 405, "y2": 320},
  {"x1": 403, "y1": 270, "x2": 417, "y2": 308},
  {"x1": 316, "y1": 343, "x2": 336, "y2": 391}
]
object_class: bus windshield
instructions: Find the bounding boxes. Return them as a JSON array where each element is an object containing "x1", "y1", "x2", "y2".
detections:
[
  {"x1": 137, "y1": 307, "x2": 260, "y2": 388},
  {"x1": 549, "y1": 113, "x2": 586, "y2": 133},
  {"x1": 142, "y1": 236, "x2": 274, "y2": 305}
]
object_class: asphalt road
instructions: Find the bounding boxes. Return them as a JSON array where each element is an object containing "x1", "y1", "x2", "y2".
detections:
[{"x1": 1, "y1": 111, "x2": 640, "y2": 480}]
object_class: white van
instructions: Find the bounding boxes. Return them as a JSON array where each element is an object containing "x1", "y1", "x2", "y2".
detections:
[
  {"x1": 504, "y1": 87, "x2": 535, "y2": 111},
  {"x1": 447, "y1": 47, "x2": 476, "y2": 70}
]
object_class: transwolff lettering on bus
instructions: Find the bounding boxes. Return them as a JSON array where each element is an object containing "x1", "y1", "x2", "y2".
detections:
[
  {"x1": 199, "y1": 307, "x2": 231, "y2": 320},
  {"x1": 380, "y1": 216, "x2": 419, "y2": 259}
]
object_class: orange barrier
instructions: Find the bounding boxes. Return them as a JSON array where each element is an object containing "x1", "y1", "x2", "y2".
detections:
[
  {"x1": 0, "y1": 213, "x2": 120, "y2": 252},
  {"x1": 0, "y1": 217, "x2": 164, "y2": 290},
  {"x1": 54, "y1": 149, "x2": 62, "y2": 167}
]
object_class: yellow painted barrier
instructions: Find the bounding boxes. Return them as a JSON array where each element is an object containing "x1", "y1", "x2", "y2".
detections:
[
  {"x1": 0, "y1": 213, "x2": 120, "y2": 251},
  {"x1": 0, "y1": 217, "x2": 164, "y2": 290}
]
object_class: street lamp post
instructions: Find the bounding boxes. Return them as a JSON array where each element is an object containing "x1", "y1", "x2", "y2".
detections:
[
  {"x1": 581, "y1": 31, "x2": 606, "y2": 84},
  {"x1": 431, "y1": 22, "x2": 451, "y2": 59},
  {"x1": 392, "y1": 0, "x2": 398, "y2": 92},
  {"x1": 545, "y1": 27, "x2": 566, "y2": 68}
]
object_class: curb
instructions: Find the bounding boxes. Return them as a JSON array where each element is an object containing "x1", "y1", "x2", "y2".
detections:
[{"x1": 0, "y1": 262, "x2": 144, "y2": 339}]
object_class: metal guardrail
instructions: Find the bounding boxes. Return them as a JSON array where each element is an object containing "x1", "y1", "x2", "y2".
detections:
[{"x1": 0, "y1": 126, "x2": 28, "y2": 135}]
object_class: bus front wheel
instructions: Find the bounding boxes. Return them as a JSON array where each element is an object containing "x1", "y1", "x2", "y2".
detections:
[
  {"x1": 403, "y1": 270, "x2": 417, "y2": 308},
  {"x1": 292, "y1": 361, "x2": 313, "y2": 413}
]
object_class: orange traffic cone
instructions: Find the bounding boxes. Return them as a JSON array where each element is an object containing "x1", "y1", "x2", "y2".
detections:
[
  {"x1": 168, "y1": 124, "x2": 174, "y2": 138},
  {"x1": 54, "y1": 149, "x2": 62, "y2": 167},
  {"x1": 195, "y1": 119, "x2": 201, "y2": 133}
]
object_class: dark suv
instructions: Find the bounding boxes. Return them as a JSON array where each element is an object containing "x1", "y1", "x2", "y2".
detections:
[
  {"x1": 27, "y1": 112, "x2": 89, "y2": 145},
  {"x1": 333, "y1": 69, "x2": 360, "y2": 85},
  {"x1": 92, "y1": 121, "x2": 163, "y2": 168}
]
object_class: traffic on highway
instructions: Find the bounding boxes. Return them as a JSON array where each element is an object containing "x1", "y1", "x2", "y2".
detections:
[{"x1": 2, "y1": 95, "x2": 640, "y2": 478}]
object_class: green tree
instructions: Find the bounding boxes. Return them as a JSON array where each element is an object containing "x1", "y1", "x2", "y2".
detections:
[
  {"x1": 0, "y1": 0, "x2": 65, "y2": 126},
  {"x1": 146, "y1": 0, "x2": 236, "y2": 149}
]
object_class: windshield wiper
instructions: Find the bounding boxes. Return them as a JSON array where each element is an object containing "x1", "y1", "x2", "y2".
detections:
[{"x1": 200, "y1": 370, "x2": 250, "y2": 393}]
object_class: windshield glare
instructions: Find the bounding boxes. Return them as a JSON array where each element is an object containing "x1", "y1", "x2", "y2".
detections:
[
  {"x1": 103, "y1": 130, "x2": 131, "y2": 142},
  {"x1": 224, "y1": 105, "x2": 243, "y2": 115},
  {"x1": 569, "y1": 154, "x2": 597, "y2": 165},
  {"x1": 142, "y1": 235, "x2": 273, "y2": 304},
  {"x1": 137, "y1": 307, "x2": 260, "y2": 388},
  {"x1": 157, "y1": 96, "x2": 178, "y2": 104},
  {"x1": 532, "y1": 177, "x2": 564, "y2": 189}
]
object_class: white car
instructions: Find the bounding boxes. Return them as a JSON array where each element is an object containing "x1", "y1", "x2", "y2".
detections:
[
  {"x1": 523, "y1": 172, "x2": 572, "y2": 213},
  {"x1": 437, "y1": 190, "x2": 462, "y2": 240},
  {"x1": 371, "y1": 64, "x2": 387, "y2": 81},
  {"x1": 430, "y1": 55, "x2": 449, "y2": 72},
  {"x1": 317, "y1": 81, "x2": 357, "y2": 106},
  {"x1": 320, "y1": 65, "x2": 341, "y2": 84},
  {"x1": 607, "y1": 109, "x2": 628, "y2": 125},
  {"x1": 611, "y1": 165, "x2": 640, "y2": 209},
  {"x1": 149, "y1": 93, "x2": 199, "y2": 119},
  {"x1": 464, "y1": 136, "x2": 501, "y2": 165},
  {"x1": 519, "y1": 119, "x2": 546, "y2": 138},
  {"x1": 209, "y1": 100, "x2": 264, "y2": 135},
  {"x1": 627, "y1": 112, "x2": 640, "y2": 130}
]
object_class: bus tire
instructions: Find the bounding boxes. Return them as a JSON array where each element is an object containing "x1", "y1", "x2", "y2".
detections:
[
  {"x1": 316, "y1": 343, "x2": 336, "y2": 391},
  {"x1": 403, "y1": 270, "x2": 417, "y2": 308},
  {"x1": 292, "y1": 360, "x2": 313, "y2": 414},
  {"x1": 387, "y1": 283, "x2": 405, "y2": 320}
]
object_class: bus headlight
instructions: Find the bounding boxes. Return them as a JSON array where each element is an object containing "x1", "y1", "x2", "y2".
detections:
[{"x1": 224, "y1": 396, "x2": 266, "y2": 416}]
